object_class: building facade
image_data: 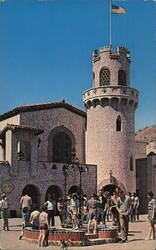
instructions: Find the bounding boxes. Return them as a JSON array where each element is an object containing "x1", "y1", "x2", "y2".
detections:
[
  {"x1": 0, "y1": 45, "x2": 155, "y2": 215},
  {"x1": 0, "y1": 101, "x2": 97, "y2": 216}
]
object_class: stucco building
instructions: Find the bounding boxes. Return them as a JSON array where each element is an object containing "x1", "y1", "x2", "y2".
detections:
[
  {"x1": 135, "y1": 125, "x2": 156, "y2": 213},
  {"x1": 0, "y1": 45, "x2": 155, "y2": 216},
  {"x1": 0, "y1": 102, "x2": 97, "y2": 216}
]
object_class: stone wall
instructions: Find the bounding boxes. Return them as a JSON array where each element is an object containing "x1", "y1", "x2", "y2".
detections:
[
  {"x1": 20, "y1": 107, "x2": 86, "y2": 163},
  {"x1": 0, "y1": 161, "x2": 97, "y2": 216},
  {"x1": 135, "y1": 141, "x2": 147, "y2": 159},
  {"x1": 136, "y1": 153, "x2": 156, "y2": 213}
]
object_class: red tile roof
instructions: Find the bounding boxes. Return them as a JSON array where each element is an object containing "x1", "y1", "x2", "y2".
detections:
[
  {"x1": 0, "y1": 100, "x2": 86, "y2": 121},
  {"x1": 0, "y1": 124, "x2": 44, "y2": 137}
]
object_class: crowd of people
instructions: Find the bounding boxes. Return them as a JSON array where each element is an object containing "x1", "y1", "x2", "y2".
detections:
[{"x1": 0, "y1": 188, "x2": 155, "y2": 246}]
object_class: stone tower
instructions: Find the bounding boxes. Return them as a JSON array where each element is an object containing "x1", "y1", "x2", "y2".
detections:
[{"x1": 83, "y1": 46, "x2": 139, "y2": 193}]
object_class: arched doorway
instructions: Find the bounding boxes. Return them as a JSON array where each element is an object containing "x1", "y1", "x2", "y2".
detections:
[
  {"x1": 45, "y1": 185, "x2": 62, "y2": 215},
  {"x1": 102, "y1": 184, "x2": 118, "y2": 196},
  {"x1": 48, "y1": 126, "x2": 76, "y2": 163},
  {"x1": 68, "y1": 185, "x2": 82, "y2": 197},
  {"x1": 45, "y1": 185, "x2": 62, "y2": 201},
  {"x1": 22, "y1": 184, "x2": 40, "y2": 209}
]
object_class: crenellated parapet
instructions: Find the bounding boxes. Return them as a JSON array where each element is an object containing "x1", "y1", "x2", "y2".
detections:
[
  {"x1": 83, "y1": 86, "x2": 139, "y2": 110},
  {"x1": 92, "y1": 46, "x2": 131, "y2": 63}
]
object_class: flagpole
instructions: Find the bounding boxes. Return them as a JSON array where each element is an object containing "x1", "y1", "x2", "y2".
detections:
[{"x1": 109, "y1": 0, "x2": 112, "y2": 48}]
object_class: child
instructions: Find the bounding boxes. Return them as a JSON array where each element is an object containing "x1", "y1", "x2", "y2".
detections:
[
  {"x1": 38, "y1": 205, "x2": 49, "y2": 247},
  {"x1": 19, "y1": 207, "x2": 30, "y2": 240}
]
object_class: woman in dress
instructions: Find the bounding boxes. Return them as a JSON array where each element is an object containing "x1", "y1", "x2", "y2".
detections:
[{"x1": 146, "y1": 191, "x2": 156, "y2": 240}]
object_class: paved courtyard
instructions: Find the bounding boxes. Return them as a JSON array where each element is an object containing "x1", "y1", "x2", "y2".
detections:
[{"x1": 0, "y1": 215, "x2": 155, "y2": 250}]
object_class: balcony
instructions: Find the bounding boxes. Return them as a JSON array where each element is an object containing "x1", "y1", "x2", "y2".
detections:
[{"x1": 83, "y1": 86, "x2": 139, "y2": 103}]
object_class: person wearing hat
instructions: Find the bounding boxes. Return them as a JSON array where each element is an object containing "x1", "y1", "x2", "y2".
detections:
[{"x1": 0, "y1": 194, "x2": 9, "y2": 231}]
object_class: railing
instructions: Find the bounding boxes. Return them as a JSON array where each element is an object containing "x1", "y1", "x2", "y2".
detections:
[{"x1": 83, "y1": 86, "x2": 139, "y2": 102}]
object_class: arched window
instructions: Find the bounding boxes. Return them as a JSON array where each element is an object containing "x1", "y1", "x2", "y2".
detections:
[
  {"x1": 93, "y1": 72, "x2": 95, "y2": 86},
  {"x1": 116, "y1": 115, "x2": 121, "y2": 131},
  {"x1": 118, "y1": 70, "x2": 127, "y2": 86},
  {"x1": 100, "y1": 67, "x2": 110, "y2": 86},
  {"x1": 130, "y1": 156, "x2": 133, "y2": 171},
  {"x1": 53, "y1": 132, "x2": 72, "y2": 163},
  {"x1": 17, "y1": 140, "x2": 31, "y2": 161}
]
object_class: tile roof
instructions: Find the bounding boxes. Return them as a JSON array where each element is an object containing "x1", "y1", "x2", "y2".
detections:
[
  {"x1": 0, "y1": 100, "x2": 86, "y2": 121},
  {"x1": 0, "y1": 124, "x2": 44, "y2": 137}
]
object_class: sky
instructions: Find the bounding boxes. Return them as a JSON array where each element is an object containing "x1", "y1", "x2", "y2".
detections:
[{"x1": 0, "y1": 0, "x2": 155, "y2": 131}]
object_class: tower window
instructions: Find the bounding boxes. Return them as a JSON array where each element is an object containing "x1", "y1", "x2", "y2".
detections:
[
  {"x1": 93, "y1": 72, "x2": 95, "y2": 87},
  {"x1": 116, "y1": 115, "x2": 121, "y2": 131},
  {"x1": 100, "y1": 67, "x2": 110, "y2": 86},
  {"x1": 118, "y1": 70, "x2": 127, "y2": 86},
  {"x1": 130, "y1": 156, "x2": 133, "y2": 171}
]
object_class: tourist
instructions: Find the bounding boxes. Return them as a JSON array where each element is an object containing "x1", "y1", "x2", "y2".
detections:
[
  {"x1": 44, "y1": 196, "x2": 56, "y2": 228},
  {"x1": 57, "y1": 199, "x2": 66, "y2": 227},
  {"x1": 82, "y1": 194, "x2": 88, "y2": 223},
  {"x1": 116, "y1": 190, "x2": 131, "y2": 243},
  {"x1": 105, "y1": 192, "x2": 112, "y2": 222},
  {"x1": 69, "y1": 193, "x2": 79, "y2": 229},
  {"x1": 146, "y1": 191, "x2": 156, "y2": 240},
  {"x1": 134, "y1": 193, "x2": 140, "y2": 221},
  {"x1": 19, "y1": 207, "x2": 30, "y2": 240},
  {"x1": 20, "y1": 193, "x2": 32, "y2": 216},
  {"x1": 38, "y1": 205, "x2": 49, "y2": 247},
  {"x1": 130, "y1": 193, "x2": 135, "y2": 222},
  {"x1": 87, "y1": 194, "x2": 100, "y2": 234},
  {"x1": 0, "y1": 194, "x2": 9, "y2": 231},
  {"x1": 97, "y1": 190, "x2": 107, "y2": 225},
  {"x1": 110, "y1": 192, "x2": 120, "y2": 230},
  {"x1": 29, "y1": 206, "x2": 40, "y2": 229}
]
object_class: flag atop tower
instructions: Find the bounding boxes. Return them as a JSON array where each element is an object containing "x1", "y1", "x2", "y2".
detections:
[{"x1": 112, "y1": 5, "x2": 127, "y2": 14}]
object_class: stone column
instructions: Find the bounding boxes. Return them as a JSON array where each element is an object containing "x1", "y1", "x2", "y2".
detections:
[{"x1": 0, "y1": 139, "x2": 4, "y2": 160}]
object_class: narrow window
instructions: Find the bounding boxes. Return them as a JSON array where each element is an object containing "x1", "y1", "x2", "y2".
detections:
[
  {"x1": 118, "y1": 70, "x2": 127, "y2": 86},
  {"x1": 130, "y1": 156, "x2": 133, "y2": 171},
  {"x1": 116, "y1": 115, "x2": 121, "y2": 131},
  {"x1": 93, "y1": 72, "x2": 95, "y2": 86},
  {"x1": 100, "y1": 67, "x2": 110, "y2": 86}
]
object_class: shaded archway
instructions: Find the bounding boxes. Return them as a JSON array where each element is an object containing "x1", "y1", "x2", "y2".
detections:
[
  {"x1": 45, "y1": 185, "x2": 62, "y2": 201},
  {"x1": 102, "y1": 184, "x2": 118, "y2": 196},
  {"x1": 22, "y1": 184, "x2": 40, "y2": 209},
  {"x1": 45, "y1": 185, "x2": 62, "y2": 215},
  {"x1": 48, "y1": 126, "x2": 76, "y2": 163},
  {"x1": 68, "y1": 185, "x2": 82, "y2": 197},
  {"x1": 53, "y1": 132, "x2": 72, "y2": 163}
]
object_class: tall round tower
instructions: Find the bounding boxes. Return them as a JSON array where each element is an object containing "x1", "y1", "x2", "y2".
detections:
[{"x1": 83, "y1": 46, "x2": 139, "y2": 193}]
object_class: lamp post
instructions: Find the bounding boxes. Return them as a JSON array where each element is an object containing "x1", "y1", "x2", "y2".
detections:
[
  {"x1": 62, "y1": 148, "x2": 88, "y2": 226},
  {"x1": 62, "y1": 165, "x2": 68, "y2": 200},
  {"x1": 70, "y1": 148, "x2": 89, "y2": 223}
]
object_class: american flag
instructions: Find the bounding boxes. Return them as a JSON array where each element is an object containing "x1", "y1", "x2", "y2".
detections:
[{"x1": 112, "y1": 5, "x2": 127, "y2": 14}]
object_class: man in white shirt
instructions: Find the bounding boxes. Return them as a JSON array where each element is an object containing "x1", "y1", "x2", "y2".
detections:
[
  {"x1": 44, "y1": 196, "x2": 56, "y2": 227},
  {"x1": 117, "y1": 190, "x2": 131, "y2": 243}
]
